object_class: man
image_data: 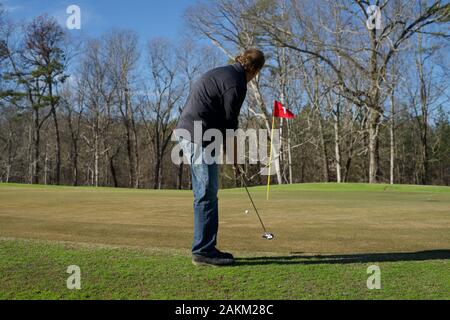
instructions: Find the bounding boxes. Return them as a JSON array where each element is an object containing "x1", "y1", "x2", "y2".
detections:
[{"x1": 176, "y1": 48, "x2": 265, "y2": 267}]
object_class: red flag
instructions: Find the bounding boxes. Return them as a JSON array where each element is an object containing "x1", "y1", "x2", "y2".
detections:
[{"x1": 273, "y1": 101, "x2": 295, "y2": 119}]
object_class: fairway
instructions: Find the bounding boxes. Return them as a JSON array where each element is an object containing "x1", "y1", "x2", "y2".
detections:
[{"x1": 0, "y1": 183, "x2": 449, "y2": 299}]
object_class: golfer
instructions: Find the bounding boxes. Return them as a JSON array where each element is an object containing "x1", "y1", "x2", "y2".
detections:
[{"x1": 176, "y1": 49, "x2": 265, "y2": 267}]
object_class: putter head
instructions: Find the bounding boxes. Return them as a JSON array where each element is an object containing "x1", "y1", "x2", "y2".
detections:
[{"x1": 263, "y1": 232, "x2": 275, "y2": 241}]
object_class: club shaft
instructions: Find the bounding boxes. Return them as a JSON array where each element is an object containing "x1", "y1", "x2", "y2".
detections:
[{"x1": 241, "y1": 175, "x2": 268, "y2": 233}]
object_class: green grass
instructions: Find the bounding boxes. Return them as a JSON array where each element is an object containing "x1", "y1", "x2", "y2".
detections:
[
  {"x1": 262, "y1": 183, "x2": 450, "y2": 193},
  {"x1": 2, "y1": 182, "x2": 449, "y2": 193},
  {"x1": 0, "y1": 239, "x2": 448, "y2": 300},
  {"x1": 0, "y1": 182, "x2": 449, "y2": 300}
]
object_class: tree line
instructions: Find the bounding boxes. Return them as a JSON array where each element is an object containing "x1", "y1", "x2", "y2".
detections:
[{"x1": 0, "y1": 0, "x2": 449, "y2": 190}]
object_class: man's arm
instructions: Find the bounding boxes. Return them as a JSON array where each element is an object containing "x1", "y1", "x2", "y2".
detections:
[
  {"x1": 222, "y1": 86, "x2": 246, "y2": 131},
  {"x1": 222, "y1": 84, "x2": 246, "y2": 169}
]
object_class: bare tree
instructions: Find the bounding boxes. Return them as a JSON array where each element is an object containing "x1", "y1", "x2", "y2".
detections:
[
  {"x1": 60, "y1": 81, "x2": 84, "y2": 186},
  {"x1": 251, "y1": 0, "x2": 450, "y2": 183},
  {"x1": 141, "y1": 39, "x2": 183, "y2": 189},
  {"x1": 80, "y1": 39, "x2": 117, "y2": 187},
  {"x1": 106, "y1": 31, "x2": 141, "y2": 188}
]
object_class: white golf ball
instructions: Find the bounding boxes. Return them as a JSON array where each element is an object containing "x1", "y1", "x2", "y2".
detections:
[{"x1": 245, "y1": 210, "x2": 250, "y2": 215}]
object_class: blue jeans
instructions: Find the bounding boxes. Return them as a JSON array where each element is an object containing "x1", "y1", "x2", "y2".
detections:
[{"x1": 178, "y1": 138, "x2": 219, "y2": 255}]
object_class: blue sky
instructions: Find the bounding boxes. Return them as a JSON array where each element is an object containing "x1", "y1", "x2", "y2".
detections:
[{"x1": 2, "y1": 0, "x2": 197, "y2": 40}]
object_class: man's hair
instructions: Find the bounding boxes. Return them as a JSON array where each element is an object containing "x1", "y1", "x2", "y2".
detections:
[{"x1": 235, "y1": 48, "x2": 265, "y2": 73}]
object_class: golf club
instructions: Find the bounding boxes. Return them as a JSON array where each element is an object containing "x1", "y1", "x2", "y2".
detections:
[{"x1": 238, "y1": 169, "x2": 275, "y2": 241}]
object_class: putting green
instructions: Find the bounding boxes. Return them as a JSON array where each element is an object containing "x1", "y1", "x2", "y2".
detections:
[{"x1": 0, "y1": 183, "x2": 449, "y2": 254}]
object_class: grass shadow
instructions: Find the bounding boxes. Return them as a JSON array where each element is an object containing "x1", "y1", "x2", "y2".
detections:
[{"x1": 235, "y1": 250, "x2": 450, "y2": 266}]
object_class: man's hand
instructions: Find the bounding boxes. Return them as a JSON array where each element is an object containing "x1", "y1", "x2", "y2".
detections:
[{"x1": 233, "y1": 165, "x2": 246, "y2": 182}]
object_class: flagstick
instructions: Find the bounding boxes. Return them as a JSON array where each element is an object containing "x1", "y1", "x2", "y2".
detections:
[{"x1": 267, "y1": 115, "x2": 276, "y2": 201}]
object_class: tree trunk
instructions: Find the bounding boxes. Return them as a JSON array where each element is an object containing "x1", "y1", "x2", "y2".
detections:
[
  {"x1": 94, "y1": 132, "x2": 99, "y2": 187},
  {"x1": 67, "y1": 107, "x2": 81, "y2": 187},
  {"x1": 421, "y1": 128, "x2": 429, "y2": 185},
  {"x1": 177, "y1": 163, "x2": 184, "y2": 190},
  {"x1": 334, "y1": 106, "x2": 342, "y2": 184},
  {"x1": 73, "y1": 152, "x2": 79, "y2": 186},
  {"x1": 5, "y1": 165, "x2": 10, "y2": 183},
  {"x1": 390, "y1": 92, "x2": 396, "y2": 185},
  {"x1": 368, "y1": 26, "x2": 382, "y2": 184},
  {"x1": 153, "y1": 154, "x2": 162, "y2": 190},
  {"x1": 133, "y1": 128, "x2": 140, "y2": 189},
  {"x1": 368, "y1": 110, "x2": 381, "y2": 184},
  {"x1": 44, "y1": 144, "x2": 49, "y2": 185},
  {"x1": 5, "y1": 137, "x2": 12, "y2": 183},
  {"x1": 419, "y1": 76, "x2": 429, "y2": 186},
  {"x1": 27, "y1": 123, "x2": 33, "y2": 184},
  {"x1": 344, "y1": 157, "x2": 353, "y2": 183},
  {"x1": 124, "y1": 88, "x2": 138, "y2": 189},
  {"x1": 71, "y1": 135, "x2": 79, "y2": 186},
  {"x1": 318, "y1": 114, "x2": 330, "y2": 182},
  {"x1": 416, "y1": 32, "x2": 430, "y2": 185},
  {"x1": 125, "y1": 127, "x2": 135, "y2": 188},
  {"x1": 286, "y1": 120, "x2": 293, "y2": 184},
  {"x1": 51, "y1": 107, "x2": 61, "y2": 185},
  {"x1": 33, "y1": 108, "x2": 40, "y2": 185},
  {"x1": 49, "y1": 81, "x2": 61, "y2": 185},
  {"x1": 109, "y1": 153, "x2": 118, "y2": 188}
]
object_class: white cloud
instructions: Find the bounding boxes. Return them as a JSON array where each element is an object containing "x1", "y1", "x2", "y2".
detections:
[{"x1": 3, "y1": 5, "x2": 24, "y2": 13}]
